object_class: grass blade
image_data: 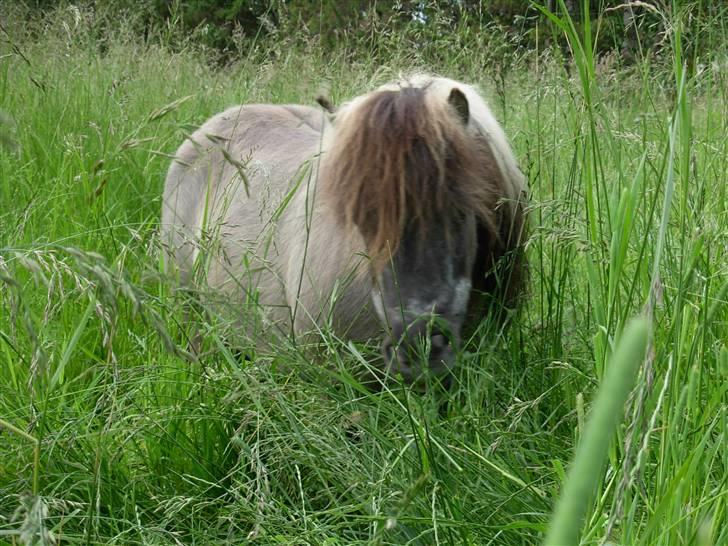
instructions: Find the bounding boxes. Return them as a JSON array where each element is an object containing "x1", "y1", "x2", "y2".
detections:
[{"x1": 544, "y1": 317, "x2": 649, "y2": 546}]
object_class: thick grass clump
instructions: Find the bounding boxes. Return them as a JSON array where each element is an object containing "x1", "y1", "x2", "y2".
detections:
[{"x1": 1, "y1": 3, "x2": 726, "y2": 545}]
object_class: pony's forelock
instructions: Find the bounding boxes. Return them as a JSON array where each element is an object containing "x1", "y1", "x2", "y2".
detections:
[{"x1": 320, "y1": 81, "x2": 503, "y2": 266}]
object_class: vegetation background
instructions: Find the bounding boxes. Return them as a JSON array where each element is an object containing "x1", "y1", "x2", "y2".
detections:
[{"x1": 1, "y1": 1, "x2": 726, "y2": 545}]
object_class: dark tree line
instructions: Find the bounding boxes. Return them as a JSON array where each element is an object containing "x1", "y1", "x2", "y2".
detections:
[{"x1": 18, "y1": 0, "x2": 726, "y2": 61}]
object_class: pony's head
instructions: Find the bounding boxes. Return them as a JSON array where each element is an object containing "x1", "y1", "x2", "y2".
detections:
[{"x1": 322, "y1": 77, "x2": 524, "y2": 385}]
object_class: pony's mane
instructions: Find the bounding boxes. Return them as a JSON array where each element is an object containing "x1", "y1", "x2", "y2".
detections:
[{"x1": 320, "y1": 81, "x2": 505, "y2": 263}]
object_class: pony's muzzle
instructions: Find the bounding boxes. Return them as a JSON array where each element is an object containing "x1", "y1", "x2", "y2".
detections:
[{"x1": 381, "y1": 321, "x2": 457, "y2": 386}]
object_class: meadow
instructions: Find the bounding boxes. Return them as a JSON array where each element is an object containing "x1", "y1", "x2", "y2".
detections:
[{"x1": 0, "y1": 4, "x2": 726, "y2": 545}]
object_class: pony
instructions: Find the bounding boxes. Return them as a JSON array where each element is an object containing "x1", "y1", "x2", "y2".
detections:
[{"x1": 161, "y1": 74, "x2": 528, "y2": 386}]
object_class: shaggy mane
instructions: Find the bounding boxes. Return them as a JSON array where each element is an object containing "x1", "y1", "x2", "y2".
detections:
[{"x1": 320, "y1": 83, "x2": 506, "y2": 264}]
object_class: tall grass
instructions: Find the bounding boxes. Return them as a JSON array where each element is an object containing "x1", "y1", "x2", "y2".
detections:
[{"x1": 1, "y1": 3, "x2": 726, "y2": 545}]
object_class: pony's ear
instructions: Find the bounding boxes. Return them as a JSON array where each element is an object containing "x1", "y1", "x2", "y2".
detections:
[
  {"x1": 448, "y1": 88, "x2": 469, "y2": 125},
  {"x1": 316, "y1": 95, "x2": 336, "y2": 115},
  {"x1": 316, "y1": 95, "x2": 337, "y2": 124}
]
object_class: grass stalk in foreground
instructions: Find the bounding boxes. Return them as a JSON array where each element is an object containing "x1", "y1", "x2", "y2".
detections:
[{"x1": 544, "y1": 318, "x2": 649, "y2": 546}]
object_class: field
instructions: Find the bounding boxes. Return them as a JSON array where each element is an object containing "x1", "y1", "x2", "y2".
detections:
[{"x1": 1, "y1": 4, "x2": 726, "y2": 545}]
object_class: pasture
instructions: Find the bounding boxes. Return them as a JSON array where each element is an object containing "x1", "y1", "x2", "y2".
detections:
[{"x1": 1, "y1": 4, "x2": 726, "y2": 545}]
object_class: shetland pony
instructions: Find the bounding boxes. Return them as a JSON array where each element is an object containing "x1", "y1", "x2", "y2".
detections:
[{"x1": 161, "y1": 75, "x2": 528, "y2": 385}]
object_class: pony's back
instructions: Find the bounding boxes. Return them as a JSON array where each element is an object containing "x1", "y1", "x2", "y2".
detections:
[{"x1": 161, "y1": 104, "x2": 330, "y2": 287}]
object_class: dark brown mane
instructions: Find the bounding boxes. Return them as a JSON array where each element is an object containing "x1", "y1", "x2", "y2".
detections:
[{"x1": 320, "y1": 84, "x2": 504, "y2": 264}]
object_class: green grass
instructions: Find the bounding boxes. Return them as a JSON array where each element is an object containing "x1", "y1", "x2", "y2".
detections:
[{"x1": 1, "y1": 4, "x2": 727, "y2": 545}]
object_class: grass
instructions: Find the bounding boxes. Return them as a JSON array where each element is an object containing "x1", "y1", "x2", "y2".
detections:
[
  {"x1": 1, "y1": 3, "x2": 726, "y2": 545},
  {"x1": 544, "y1": 317, "x2": 648, "y2": 546}
]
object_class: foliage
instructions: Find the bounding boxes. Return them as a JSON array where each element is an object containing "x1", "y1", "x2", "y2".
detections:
[{"x1": 11, "y1": 0, "x2": 728, "y2": 61}]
